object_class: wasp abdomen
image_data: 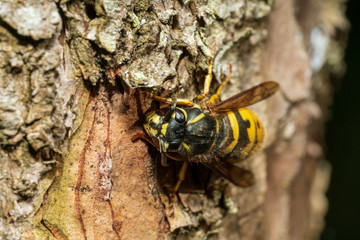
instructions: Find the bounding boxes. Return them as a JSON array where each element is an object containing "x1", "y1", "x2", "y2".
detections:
[{"x1": 213, "y1": 108, "x2": 264, "y2": 163}]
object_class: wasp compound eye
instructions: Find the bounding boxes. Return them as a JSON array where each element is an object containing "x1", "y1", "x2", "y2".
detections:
[{"x1": 174, "y1": 109, "x2": 185, "y2": 123}]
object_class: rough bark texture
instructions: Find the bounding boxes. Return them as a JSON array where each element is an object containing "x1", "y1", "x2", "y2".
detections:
[{"x1": 0, "y1": 0, "x2": 348, "y2": 239}]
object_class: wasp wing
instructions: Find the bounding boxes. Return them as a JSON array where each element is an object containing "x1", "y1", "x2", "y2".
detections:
[
  {"x1": 208, "y1": 81, "x2": 279, "y2": 112},
  {"x1": 202, "y1": 161, "x2": 255, "y2": 187}
]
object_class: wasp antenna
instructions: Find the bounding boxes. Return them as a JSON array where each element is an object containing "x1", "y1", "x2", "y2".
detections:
[{"x1": 163, "y1": 106, "x2": 176, "y2": 121}]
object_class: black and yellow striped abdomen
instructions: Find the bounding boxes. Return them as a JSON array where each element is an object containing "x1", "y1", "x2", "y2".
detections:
[
  {"x1": 180, "y1": 107, "x2": 264, "y2": 163},
  {"x1": 212, "y1": 108, "x2": 264, "y2": 163}
]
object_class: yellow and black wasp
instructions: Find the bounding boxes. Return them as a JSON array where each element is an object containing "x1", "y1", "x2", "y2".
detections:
[{"x1": 133, "y1": 56, "x2": 279, "y2": 195}]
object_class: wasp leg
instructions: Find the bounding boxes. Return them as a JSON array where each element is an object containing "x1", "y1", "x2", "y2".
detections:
[
  {"x1": 197, "y1": 40, "x2": 216, "y2": 101},
  {"x1": 132, "y1": 133, "x2": 156, "y2": 147},
  {"x1": 151, "y1": 95, "x2": 194, "y2": 107},
  {"x1": 197, "y1": 56, "x2": 214, "y2": 101},
  {"x1": 169, "y1": 161, "x2": 189, "y2": 201},
  {"x1": 161, "y1": 153, "x2": 170, "y2": 166},
  {"x1": 208, "y1": 64, "x2": 232, "y2": 104}
]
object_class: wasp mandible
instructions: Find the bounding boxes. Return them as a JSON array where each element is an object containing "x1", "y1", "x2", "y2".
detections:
[{"x1": 133, "y1": 54, "x2": 279, "y2": 196}]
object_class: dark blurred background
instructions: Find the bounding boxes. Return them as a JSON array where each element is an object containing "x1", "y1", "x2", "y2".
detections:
[{"x1": 321, "y1": 0, "x2": 360, "y2": 239}]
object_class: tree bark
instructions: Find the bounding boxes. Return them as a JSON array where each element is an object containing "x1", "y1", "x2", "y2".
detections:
[{"x1": 0, "y1": 0, "x2": 348, "y2": 239}]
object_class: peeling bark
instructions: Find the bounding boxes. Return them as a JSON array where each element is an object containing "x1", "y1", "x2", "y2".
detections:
[{"x1": 0, "y1": 0, "x2": 348, "y2": 239}]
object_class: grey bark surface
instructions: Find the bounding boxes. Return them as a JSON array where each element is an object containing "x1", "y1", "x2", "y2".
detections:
[{"x1": 0, "y1": 0, "x2": 348, "y2": 239}]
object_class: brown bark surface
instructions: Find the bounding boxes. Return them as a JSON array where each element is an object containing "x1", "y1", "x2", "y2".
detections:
[{"x1": 0, "y1": 0, "x2": 348, "y2": 239}]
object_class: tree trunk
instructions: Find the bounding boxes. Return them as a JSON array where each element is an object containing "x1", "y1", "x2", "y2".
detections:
[{"x1": 0, "y1": 0, "x2": 348, "y2": 239}]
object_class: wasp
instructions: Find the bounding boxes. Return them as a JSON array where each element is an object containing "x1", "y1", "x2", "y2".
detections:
[{"x1": 133, "y1": 56, "x2": 279, "y2": 196}]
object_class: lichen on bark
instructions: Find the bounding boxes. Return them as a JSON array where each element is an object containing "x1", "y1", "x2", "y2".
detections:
[{"x1": 0, "y1": 0, "x2": 72, "y2": 238}]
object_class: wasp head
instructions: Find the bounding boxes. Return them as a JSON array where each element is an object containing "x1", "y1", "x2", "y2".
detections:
[{"x1": 144, "y1": 107, "x2": 187, "y2": 153}]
